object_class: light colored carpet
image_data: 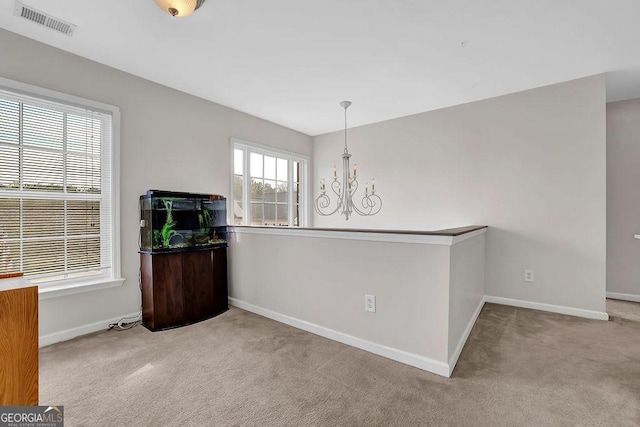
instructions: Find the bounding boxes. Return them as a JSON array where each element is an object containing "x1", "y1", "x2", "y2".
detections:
[{"x1": 40, "y1": 300, "x2": 640, "y2": 426}]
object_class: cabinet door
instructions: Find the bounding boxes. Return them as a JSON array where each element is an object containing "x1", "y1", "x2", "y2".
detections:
[
  {"x1": 140, "y1": 254, "x2": 156, "y2": 330},
  {"x1": 212, "y1": 248, "x2": 228, "y2": 313},
  {"x1": 152, "y1": 253, "x2": 185, "y2": 329},
  {"x1": 182, "y1": 250, "x2": 215, "y2": 323}
]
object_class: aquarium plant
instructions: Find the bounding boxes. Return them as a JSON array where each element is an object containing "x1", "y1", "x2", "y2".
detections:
[
  {"x1": 160, "y1": 199, "x2": 181, "y2": 247},
  {"x1": 198, "y1": 208, "x2": 211, "y2": 234}
]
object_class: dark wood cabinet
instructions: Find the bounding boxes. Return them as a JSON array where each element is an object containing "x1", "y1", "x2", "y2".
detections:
[{"x1": 140, "y1": 247, "x2": 228, "y2": 331}]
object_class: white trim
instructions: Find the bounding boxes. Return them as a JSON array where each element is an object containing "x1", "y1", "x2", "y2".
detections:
[
  {"x1": 485, "y1": 295, "x2": 609, "y2": 320},
  {"x1": 39, "y1": 310, "x2": 139, "y2": 347},
  {"x1": 38, "y1": 277, "x2": 125, "y2": 300},
  {"x1": 111, "y1": 107, "x2": 122, "y2": 283},
  {"x1": 229, "y1": 226, "x2": 486, "y2": 246},
  {"x1": 228, "y1": 297, "x2": 451, "y2": 378},
  {"x1": 606, "y1": 292, "x2": 640, "y2": 303},
  {"x1": 447, "y1": 296, "x2": 486, "y2": 376},
  {"x1": 230, "y1": 137, "x2": 309, "y2": 160},
  {"x1": 0, "y1": 76, "x2": 120, "y2": 114}
]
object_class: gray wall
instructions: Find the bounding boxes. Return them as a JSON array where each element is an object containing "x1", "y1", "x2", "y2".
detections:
[
  {"x1": 0, "y1": 28, "x2": 313, "y2": 337},
  {"x1": 607, "y1": 99, "x2": 640, "y2": 299},
  {"x1": 314, "y1": 75, "x2": 607, "y2": 313}
]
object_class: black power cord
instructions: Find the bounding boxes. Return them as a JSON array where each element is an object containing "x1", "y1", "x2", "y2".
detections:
[{"x1": 108, "y1": 308, "x2": 142, "y2": 330}]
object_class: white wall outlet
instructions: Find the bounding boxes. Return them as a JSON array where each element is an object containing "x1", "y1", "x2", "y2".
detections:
[
  {"x1": 365, "y1": 294, "x2": 376, "y2": 312},
  {"x1": 524, "y1": 269, "x2": 534, "y2": 283}
]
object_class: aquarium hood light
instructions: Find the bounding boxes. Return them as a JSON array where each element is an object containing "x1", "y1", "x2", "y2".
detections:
[{"x1": 153, "y1": 0, "x2": 205, "y2": 18}]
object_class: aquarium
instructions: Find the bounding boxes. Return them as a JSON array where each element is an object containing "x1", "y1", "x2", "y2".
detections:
[{"x1": 139, "y1": 190, "x2": 227, "y2": 253}]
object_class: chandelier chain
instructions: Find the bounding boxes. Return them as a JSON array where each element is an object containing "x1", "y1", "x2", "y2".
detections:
[{"x1": 344, "y1": 105, "x2": 348, "y2": 154}]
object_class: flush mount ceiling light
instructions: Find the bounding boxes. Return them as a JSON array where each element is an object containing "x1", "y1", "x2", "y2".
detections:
[{"x1": 153, "y1": 0, "x2": 205, "y2": 18}]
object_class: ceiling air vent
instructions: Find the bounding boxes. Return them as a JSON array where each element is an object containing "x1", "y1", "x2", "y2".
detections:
[{"x1": 13, "y1": 1, "x2": 77, "y2": 36}]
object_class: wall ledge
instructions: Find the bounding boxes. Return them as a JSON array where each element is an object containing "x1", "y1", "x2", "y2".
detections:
[
  {"x1": 39, "y1": 277, "x2": 126, "y2": 300},
  {"x1": 229, "y1": 225, "x2": 486, "y2": 246},
  {"x1": 228, "y1": 297, "x2": 452, "y2": 377}
]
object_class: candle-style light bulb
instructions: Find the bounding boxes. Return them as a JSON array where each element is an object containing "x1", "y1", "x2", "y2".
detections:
[
  {"x1": 354, "y1": 164, "x2": 357, "y2": 176},
  {"x1": 372, "y1": 178, "x2": 375, "y2": 192},
  {"x1": 333, "y1": 165, "x2": 337, "y2": 177},
  {"x1": 365, "y1": 182, "x2": 369, "y2": 195}
]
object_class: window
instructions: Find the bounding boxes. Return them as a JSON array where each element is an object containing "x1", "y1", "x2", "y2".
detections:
[
  {"x1": 0, "y1": 77, "x2": 121, "y2": 294},
  {"x1": 232, "y1": 139, "x2": 307, "y2": 226}
]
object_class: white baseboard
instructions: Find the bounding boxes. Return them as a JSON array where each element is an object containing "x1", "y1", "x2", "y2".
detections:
[
  {"x1": 228, "y1": 297, "x2": 451, "y2": 378},
  {"x1": 39, "y1": 311, "x2": 141, "y2": 348},
  {"x1": 447, "y1": 296, "x2": 486, "y2": 376},
  {"x1": 485, "y1": 296, "x2": 609, "y2": 321},
  {"x1": 606, "y1": 292, "x2": 640, "y2": 303}
]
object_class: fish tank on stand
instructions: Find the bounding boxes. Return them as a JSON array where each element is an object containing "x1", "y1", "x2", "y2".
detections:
[{"x1": 139, "y1": 190, "x2": 228, "y2": 331}]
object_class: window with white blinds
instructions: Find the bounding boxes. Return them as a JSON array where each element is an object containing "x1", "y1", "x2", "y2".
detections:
[{"x1": 0, "y1": 80, "x2": 119, "y2": 289}]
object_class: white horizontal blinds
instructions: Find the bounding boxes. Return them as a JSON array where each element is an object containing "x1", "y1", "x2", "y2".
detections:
[
  {"x1": 0, "y1": 88, "x2": 112, "y2": 283},
  {"x1": 0, "y1": 99, "x2": 19, "y2": 189}
]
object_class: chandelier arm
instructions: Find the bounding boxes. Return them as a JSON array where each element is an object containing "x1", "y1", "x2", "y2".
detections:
[
  {"x1": 330, "y1": 178, "x2": 342, "y2": 198},
  {"x1": 314, "y1": 192, "x2": 341, "y2": 216},
  {"x1": 352, "y1": 193, "x2": 383, "y2": 216}
]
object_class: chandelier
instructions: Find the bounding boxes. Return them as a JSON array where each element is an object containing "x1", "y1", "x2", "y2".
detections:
[{"x1": 314, "y1": 101, "x2": 382, "y2": 220}]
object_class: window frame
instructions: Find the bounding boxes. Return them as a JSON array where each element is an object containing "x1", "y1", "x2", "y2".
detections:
[
  {"x1": 0, "y1": 76, "x2": 123, "y2": 299},
  {"x1": 230, "y1": 138, "x2": 309, "y2": 227}
]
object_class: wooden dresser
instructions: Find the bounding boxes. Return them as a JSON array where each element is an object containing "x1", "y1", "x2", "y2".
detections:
[{"x1": 0, "y1": 273, "x2": 38, "y2": 405}]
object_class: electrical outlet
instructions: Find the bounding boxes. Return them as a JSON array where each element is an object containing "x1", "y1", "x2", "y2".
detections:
[
  {"x1": 524, "y1": 269, "x2": 534, "y2": 283},
  {"x1": 365, "y1": 294, "x2": 376, "y2": 312}
]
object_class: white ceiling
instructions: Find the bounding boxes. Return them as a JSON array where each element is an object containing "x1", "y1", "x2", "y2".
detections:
[{"x1": 1, "y1": 0, "x2": 640, "y2": 136}]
